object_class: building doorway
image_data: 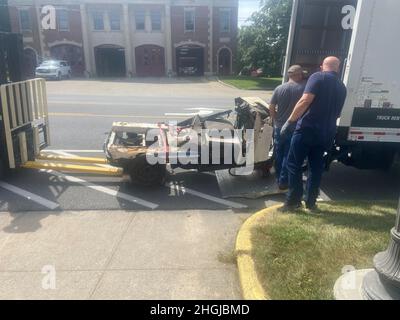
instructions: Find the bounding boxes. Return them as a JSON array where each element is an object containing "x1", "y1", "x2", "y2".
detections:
[
  {"x1": 218, "y1": 48, "x2": 232, "y2": 76},
  {"x1": 135, "y1": 45, "x2": 165, "y2": 77},
  {"x1": 94, "y1": 45, "x2": 126, "y2": 77},
  {"x1": 176, "y1": 45, "x2": 204, "y2": 76}
]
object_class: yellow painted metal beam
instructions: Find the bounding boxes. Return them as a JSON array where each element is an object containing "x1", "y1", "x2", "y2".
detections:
[
  {"x1": 22, "y1": 161, "x2": 123, "y2": 176},
  {"x1": 37, "y1": 153, "x2": 108, "y2": 164}
]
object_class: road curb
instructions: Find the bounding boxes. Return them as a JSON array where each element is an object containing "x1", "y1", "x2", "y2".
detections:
[
  {"x1": 216, "y1": 77, "x2": 239, "y2": 90},
  {"x1": 235, "y1": 204, "x2": 282, "y2": 300}
]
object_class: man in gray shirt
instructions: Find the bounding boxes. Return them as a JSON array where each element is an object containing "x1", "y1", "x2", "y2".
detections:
[{"x1": 269, "y1": 65, "x2": 305, "y2": 189}]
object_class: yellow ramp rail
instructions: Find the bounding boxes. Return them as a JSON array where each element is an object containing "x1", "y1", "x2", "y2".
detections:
[
  {"x1": 22, "y1": 161, "x2": 123, "y2": 176},
  {"x1": 37, "y1": 153, "x2": 109, "y2": 164},
  {"x1": 21, "y1": 153, "x2": 123, "y2": 176}
]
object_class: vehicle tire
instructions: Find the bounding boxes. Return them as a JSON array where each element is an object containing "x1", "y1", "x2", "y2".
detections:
[
  {"x1": 127, "y1": 154, "x2": 166, "y2": 186},
  {"x1": 67, "y1": 71, "x2": 72, "y2": 79},
  {"x1": 57, "y1": 72, "x2": 62, "y2": 81},
  {"x1": 0, "y1": 158, "x2": 6, "y2": 180}
]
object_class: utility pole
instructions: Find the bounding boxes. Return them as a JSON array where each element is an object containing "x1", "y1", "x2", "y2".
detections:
[{"x1": 362, "y1": 196, "x2": 400, "y2": 299}]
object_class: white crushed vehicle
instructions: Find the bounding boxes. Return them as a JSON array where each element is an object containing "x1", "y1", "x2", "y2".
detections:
[{"x1": 104, "y1": 97, "x2": 275, "y2": 189}]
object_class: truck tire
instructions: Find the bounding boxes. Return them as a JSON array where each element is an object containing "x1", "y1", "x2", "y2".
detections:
[
  {"x1": 0, "y1": 158, "x2": 6, "y2": 180},
  {"x1": 344, "y1": 145, "x2": 396, "y2": 170},
  {"x1": 128, "y1": 155, "x2": 166, "y2": 186}
]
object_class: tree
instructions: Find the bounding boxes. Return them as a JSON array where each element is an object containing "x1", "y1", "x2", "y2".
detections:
[{"x1": 237, "y1": 0, "x2": 292, "y2": 77}]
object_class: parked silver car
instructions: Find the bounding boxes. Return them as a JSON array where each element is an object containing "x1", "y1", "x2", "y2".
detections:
[{"x1": 35, "y1": 60, "x2": 72, "y2": 80}]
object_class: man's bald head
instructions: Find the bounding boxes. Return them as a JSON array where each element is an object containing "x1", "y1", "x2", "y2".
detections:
[{"x1": 322, "y1": 56, "x2": 341, "y2": 73}]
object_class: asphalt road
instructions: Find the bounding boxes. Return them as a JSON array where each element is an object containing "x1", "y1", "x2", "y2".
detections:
[{"x1": 1, "y1": 78, "x2": 399, "y2": 213}]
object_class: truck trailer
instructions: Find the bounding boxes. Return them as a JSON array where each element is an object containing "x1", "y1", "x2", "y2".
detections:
[{"x1": 284, "y1": 0, "x2": 400, "y2": 170}]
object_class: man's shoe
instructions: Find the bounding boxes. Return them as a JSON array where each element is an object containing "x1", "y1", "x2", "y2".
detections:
[
  {"x1": 278, "y1": 203, "x2": 302, "y2": 213},
  {"x1": 278, "y1": 184, "x2": 289, "y2": 191},
  {"x1": 306, "y1": 203, "x2": 319, "y2": 212}
]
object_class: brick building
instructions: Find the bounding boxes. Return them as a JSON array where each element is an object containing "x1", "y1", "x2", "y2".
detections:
[{"x1": 7, "y1": 0, "x2": 238, "y2": 77}]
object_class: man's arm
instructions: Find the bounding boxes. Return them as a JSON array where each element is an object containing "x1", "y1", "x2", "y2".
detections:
[
  {"x1": 268, "y1": 87, "x2": 279, "y2": 123},
  {"x1": 287, "y1": 93, "x2": 315, "y2": 122},
  {"x1": 269, "y1": 104, "x2": 277, "y2": 121},
  {"x1": 280, "y1": 93, "x2": 315, "y2": 139}
]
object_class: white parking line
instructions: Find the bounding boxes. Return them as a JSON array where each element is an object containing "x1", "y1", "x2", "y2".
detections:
[
  {"x1": 168, "y1": 182, "x2": 247, "y2": 209},
  {"x1": 0, "y1": 181, "x2": 60, "y2": 210},
  {"x1": 42, "y1": 149, "x2": 104, "y2": 153},
  {"x1": 318, "y1": 189, "x2": 332, "y2": 202},
  {"x1": 42, "y1": 170, "x2": 159, "y2": 210},
  {"x1": 50, "y1": 150, "x2": 77, "y2": 157},
  {"x1": 302, "y1": 175, "x2": 332, "y2": 202},
  {"x1": 41, "y1": 150, "x2": 246, "y2": 209}
]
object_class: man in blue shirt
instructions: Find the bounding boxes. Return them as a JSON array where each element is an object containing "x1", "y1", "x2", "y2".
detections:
[{"x1": 279, "y1": 57, "x2": 347, "y2": 211}]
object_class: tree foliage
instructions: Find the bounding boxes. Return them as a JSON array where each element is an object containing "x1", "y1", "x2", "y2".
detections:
[{"x1": 237, "y1": 0, "x2": 293, "y2": 77}]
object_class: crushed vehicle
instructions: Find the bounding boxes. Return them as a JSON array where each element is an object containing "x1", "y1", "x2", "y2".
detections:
[{"x1": 104, "y1": 97, "x2": 274, "y2": 186}]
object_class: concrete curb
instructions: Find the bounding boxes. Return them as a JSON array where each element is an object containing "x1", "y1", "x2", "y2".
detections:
[
  {"x1": 216, "y1": 77, "x2": 239, "y2": 90},
  {"x1": 235, "y1": 204, "x2": 282, "y2": 300}
]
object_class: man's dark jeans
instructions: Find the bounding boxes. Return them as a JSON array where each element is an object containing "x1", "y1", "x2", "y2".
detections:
[
  {"x1": 273, "y1": 127, "x2": 292, "y2": 186},
  {"x1": 286, "y1": 129, "x2": 326, "y2": 207}
]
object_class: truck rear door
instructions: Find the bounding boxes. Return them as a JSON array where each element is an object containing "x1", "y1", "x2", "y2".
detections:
[
  {"x1": 341, "y1": 0, "x2": 400, "y2": 143},
  {"x1": 283, "y1": 0, "x2": 357, "y2": 79}
]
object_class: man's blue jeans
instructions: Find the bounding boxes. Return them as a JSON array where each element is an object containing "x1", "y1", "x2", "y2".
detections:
[
  {"x1": 286, "y1": 129, "x2": 326, "y2": 207},
  {"x1": 273, "y1": 127, "x2": 292, "y2": 186}
]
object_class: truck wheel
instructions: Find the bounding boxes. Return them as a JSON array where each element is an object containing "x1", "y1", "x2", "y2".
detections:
[
  {"x1": 0, "y1": 158, "x2": 6, "y2": 180},
  {"x1": 128, "y1": 155, "x2": 166, "y2": 186}
]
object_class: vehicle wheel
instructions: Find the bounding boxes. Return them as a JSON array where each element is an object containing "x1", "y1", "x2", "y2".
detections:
[
  {"x1": 0, "y1": 158, "x2": 6, "y2": 180},
  {"x1": 57, "y1": 72, "x2": 62, "y2": 81},
  {"x1": 128, "y1": 155, "x2": 166, "y2": 186},
  {"x1": 67, "y1": 71, "x2": 72, "y2": 79}
]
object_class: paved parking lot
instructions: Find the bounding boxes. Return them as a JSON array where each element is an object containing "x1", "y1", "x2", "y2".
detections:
[
  {"x1": 0, "y1": 209, "x2": 244, "y2": 299},
  {"x1": 1, "y1": 78, "x2": 279, "y2": 213},
  {"x1": 1, "y1": 78, "x2": 399, "y2": 214},
  {"x1": 0, "y1": 78, "x2": 399, "y2": 299}
]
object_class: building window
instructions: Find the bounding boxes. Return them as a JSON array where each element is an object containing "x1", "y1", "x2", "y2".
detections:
[
  {"x1": 184, "y1": 8, "x2": 195, "y2": 32},
  {"x1": 19, "y1": 9, "x2": 31, "y2": 31},
  {"x1": 92, "y1": 12, "x2": 104, "y2": 31},
  {"x1": 57, "y1": 10, "x2": 69, "y2": 31},
  {"x1": 220, "y1": 9, "x2": 231, "y2": 33},
  {"x1": 109, "y1": 11, "x2": 121, "y2": 31},
  {"x1": 135, "y1": 9, "x2": 145, "y2": 31},
  {"x1": 151, "y1": 10, "x2": 161, "y2": 31}
]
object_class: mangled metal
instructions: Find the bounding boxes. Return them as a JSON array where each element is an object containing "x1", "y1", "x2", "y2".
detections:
[{"x1": 104, "y1": 97, "x2": 274, "y2": 187}]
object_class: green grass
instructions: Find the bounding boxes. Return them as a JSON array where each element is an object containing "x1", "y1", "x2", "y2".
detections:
[
  {"x1": 219, "y1": 76, "x2": 283, "y2": 90},
  {"x1": 251, "y1": 201, "x2": 397, "y2": 300}
]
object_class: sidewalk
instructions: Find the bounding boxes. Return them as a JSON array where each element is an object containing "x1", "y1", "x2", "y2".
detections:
[{"x1": 0, "y1": 210, "x2": 247, "y2": 299}]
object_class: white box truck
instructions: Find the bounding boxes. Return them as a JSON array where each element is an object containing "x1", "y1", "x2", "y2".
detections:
[{"x1": 284, "y1": 0, "x2": 400, "y2": 170}]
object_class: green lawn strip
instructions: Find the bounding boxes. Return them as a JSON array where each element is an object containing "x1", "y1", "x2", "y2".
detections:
[
  {"x1": 219, "y1": 76, "x2": 283, "y2": 90},
  {"x1": 251, "y1": 201, "x2": 397, "y2": 300}
]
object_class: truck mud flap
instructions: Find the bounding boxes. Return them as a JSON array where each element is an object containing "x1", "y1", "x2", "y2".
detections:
[{"x1": 215, "y1": 169, "x2": 285, "y2": 199}]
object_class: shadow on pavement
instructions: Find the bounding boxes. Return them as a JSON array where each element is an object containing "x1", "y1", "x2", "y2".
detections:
[{"x1": 321, "y1": 163, "x2": 400, "y2": 202}]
